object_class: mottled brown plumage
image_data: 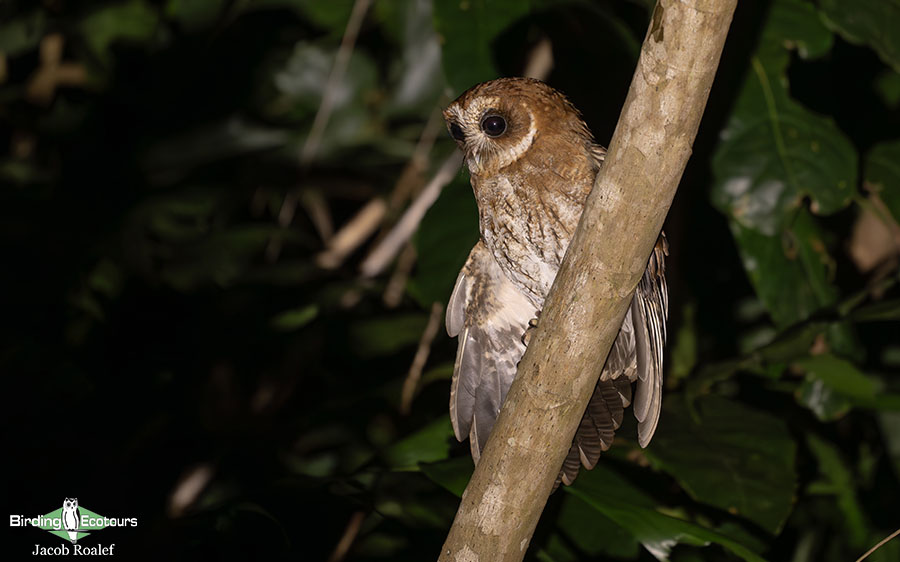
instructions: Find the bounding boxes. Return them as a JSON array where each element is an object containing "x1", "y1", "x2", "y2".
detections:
[{"x1": 444, "y1": 77, "x2": 668, "y2": 486}]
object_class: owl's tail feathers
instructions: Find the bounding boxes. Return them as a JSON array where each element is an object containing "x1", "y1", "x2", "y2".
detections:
[
  {"x1": 556, "y1": 378, "x2": 628, "y2": 487},
  {"x1": 67, "y1": 531, "x2": 78, "y2": 543}
]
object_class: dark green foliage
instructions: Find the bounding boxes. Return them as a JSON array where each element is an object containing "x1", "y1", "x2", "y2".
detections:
[
  {"x1": 408, "y1": 175, "x2": 479, "y2": 306},
  {"x1": 645, "y1": 397, "x2": 796, "y2": 535},
  {"x1": 2, "y1": 0, "x2": 899, "y2": 560}
]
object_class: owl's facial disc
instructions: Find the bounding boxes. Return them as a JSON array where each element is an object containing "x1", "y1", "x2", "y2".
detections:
[{"x1": 444, "y1": 97, "x2": 535, "y2": 175}]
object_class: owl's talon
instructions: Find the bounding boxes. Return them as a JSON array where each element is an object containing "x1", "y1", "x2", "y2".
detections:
[{"x1": 521, "y1": 314, "x2": 541, "y2": 346}]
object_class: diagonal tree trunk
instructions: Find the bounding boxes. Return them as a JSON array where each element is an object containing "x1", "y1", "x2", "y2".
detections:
[{"x1": 437, "y1": 1, "x2": 739, "y2": 560}]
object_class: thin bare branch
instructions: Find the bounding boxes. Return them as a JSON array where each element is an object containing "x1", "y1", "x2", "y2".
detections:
[
  {"x1": 855, "y1": 528, "x2": 900, "y2": 562},
  {"x1": 388, "y1": 107, "x2": 445, "y2": 212},
  {"x1": 401, "y1": 301, "x2": 444, "y2": 414},
  {"x1": 168, "y1": 463, "x2": 215, "y2": 518},
  {"x1": 359, "y1": 152, "x2": 462, "y2": 278},
  {"x1": 326, "y1": 511, "x2": 366, "y2": 562},
  {"x1": 383, "y1": 242, "x2": 418, "y2": 308},
  {"x1": 302, "y1": 189, "x2": 335, "y2": 243},
  {"x1": 317, "y1": 198, "x2": 387, "y2": 269},
  {"x1": 26, "y1": 33, "x2": 86, "y2": 105},
  {"x1": 523, "y1": 37, "x2": 554, "y2": 80},
  {"x1": 300, "y1": 0, "x2": 372, "y2": 166}
]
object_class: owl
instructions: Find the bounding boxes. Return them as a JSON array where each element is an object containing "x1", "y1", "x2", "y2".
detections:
[
  {"x1": 443, "y1": 77, "x2": 668, "y2": 485},
  {"x1": 62, "y1": 497, "x2": 80, "y2": 543}
]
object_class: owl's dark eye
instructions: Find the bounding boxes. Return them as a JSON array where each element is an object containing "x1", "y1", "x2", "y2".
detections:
[
  {"x1": 449, "y1": 122, "x2": 465, "y2": 142},
  {"x1": 480, "y1": 114, "x2": 507, "y2": 137}
]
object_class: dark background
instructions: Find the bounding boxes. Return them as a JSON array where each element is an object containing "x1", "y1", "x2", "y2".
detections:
[{"x1": 3, "y1": 0, "x2": 900, "y2": 560}]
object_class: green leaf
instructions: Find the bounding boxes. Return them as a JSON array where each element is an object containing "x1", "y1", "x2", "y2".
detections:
[
  {"x1": 669, "y1": 302, "x2": 698, "y2": 384},
  {"x1": 372, "y1": 0, "x2": 406, "y2": 42},
  {"x1": 711, "y1": 0, "x2": 854, "y2": 328},
  {"x1": 127, "y1": 183, "x2": 304, "y2": 291},
  {"x1": 796, "y1": 377, "x2": 852, "y2": 421},
  {"x1": 795, "y1": 354, "x2": 878, "y2": 401},
  {"x1": 805, "y1": 434, "x2": 868, "y2": 547},
  {"x1": 644, "y1": 396, "x2": 797, "y2": 534},
  {"x1": 239, "y1": 0, "x2": 356, "y2": 35},
  {"x1": 420, "y1": 456, "x2": 473, "y2": 497},
  {"x1": 0, "y1": 10, "x2": 46, "y2": 56},
  {"x1": 383, "y1": 417, "x2": 454, "y2": 469},
  {"x1": 874, "y1": 70, "x2": 900, "y2": 108},
  {"x1": 825, "y1": 321, "x2": 865, "y2": 362},
  {"x1": 433, "y1": 0, "x2": 530, "y2": 94},
  {"x1": 557, "y1": 491, "x2": 640, "y2": 559},
  {"x1": 850, "y1": 299, "x2": 900, "y2": 323},
  {"x1": 712, "y1": 0, "x2": 856, "y2": 235},
  {"x1": 141, "y1": 118, "x2": 290, "y2": 178},
  {"x1": 408, "y1": 173, "x2": 479, "y2": 307},
  {"x1": 421, "y1": 363, "x2": 455, "y2": 387},
  {"x1": 760, "y1": 0, "x2": 834, "y2": 60},
  {"x1": 795, "y1": 353, "x2": 900, "y2": 412},
  {"x1": 80, "y1": 0, "x2": 160, "y2": 64},
  {"x1": 349, "y1": 313, "x2": 428, "y2": 357},
  {"x1": 819, "y1": 0, "x2": 900, "y2": 73},
  {"x1": 865, "y1": 138, "x2": 900, "y2": 224},
  {"x1": 272, "y1": 43, "x2": 376, "y2": 110},
  {"x1": 534, "y1": 533, "x2": 579, "y2": 562},
  {"x1": 266, "y1": 42, "x2": 379, "y2": 157},
  {"x1": 293, "y1": 0, "x2": 355, "y2": 35},
  {"x1": 374, "y1": 0, "x2": 444, "y2": 117},
  {"x1": 270, "y1": 304, "x2": 318, "y2": 331},
  {"x1": 88, "y1": 259, "x2": 123, "y2": 298},
  {"x1": 728, "y1": 209, "x2": 838, "y2": 327},
  {"x1": 710, "y1": 521, "x2": 769, "y2": 555},
  {"x1": 161, "y1": 229, "x2": 283, "y2": 289},
  {"x1": 354, "y1": 532, "x2": 409, "y2": 558},
  {"x1": 565, "y1": 465, "x2": 768, "y2": 562},
  {"x1": 879, "y1": 412, "x2": 900, "y2": 481},
  {"x1": 165, "y1": 0, "x2": 227, "y2": 31}
]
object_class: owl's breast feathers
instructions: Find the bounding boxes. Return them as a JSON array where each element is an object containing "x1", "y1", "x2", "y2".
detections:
[{"x1": 472, "y1": 139, "x2": 601, "y2": 307}]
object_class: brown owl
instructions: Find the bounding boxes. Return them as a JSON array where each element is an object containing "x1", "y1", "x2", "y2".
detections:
[{"x1": 443, "y1": 77, "x2": 668, "y2": 485}]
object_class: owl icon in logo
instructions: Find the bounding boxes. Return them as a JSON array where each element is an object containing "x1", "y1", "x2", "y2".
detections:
[{"x1": 62, "y1": 498, "x2": 81, "y2": 543}]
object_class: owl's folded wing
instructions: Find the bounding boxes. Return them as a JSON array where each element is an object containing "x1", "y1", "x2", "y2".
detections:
[
  {"x1": 446, "y1": 241, "x2": 537, "y2": 462},
  {"x1": 588, "y1": 144, "x2": 669, "y2": 447},
  {"x1": 560, "y1": 233, "x2": 669, "y2": 485},
  {"x1": 631, "y1": 233, "x2": 669, "y2": 447}
]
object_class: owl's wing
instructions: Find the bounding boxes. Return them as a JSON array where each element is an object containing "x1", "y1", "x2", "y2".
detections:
[
  {"x1": 630, "y1": 234, "x2": 669, "y2": 446},
  {"x1": 447, "y1": 241, "x2": 537, "y2": 462},
  {"x1": 560, "y1": 233, "x2": 668, "y2": 486}
]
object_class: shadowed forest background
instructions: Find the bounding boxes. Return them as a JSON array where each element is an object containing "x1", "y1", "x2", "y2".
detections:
[{"x1": 3, "y1": 0, "x2": 900, "y2": 560}]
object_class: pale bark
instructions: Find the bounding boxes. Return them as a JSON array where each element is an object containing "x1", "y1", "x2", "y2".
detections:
[{"x1": 437, "y1": 1, "x2": 739, "y2": 561}]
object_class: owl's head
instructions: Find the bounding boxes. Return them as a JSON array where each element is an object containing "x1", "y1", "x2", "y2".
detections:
[{"x1": 443, "y1": 77, "x2": 595, "y2": 176}]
